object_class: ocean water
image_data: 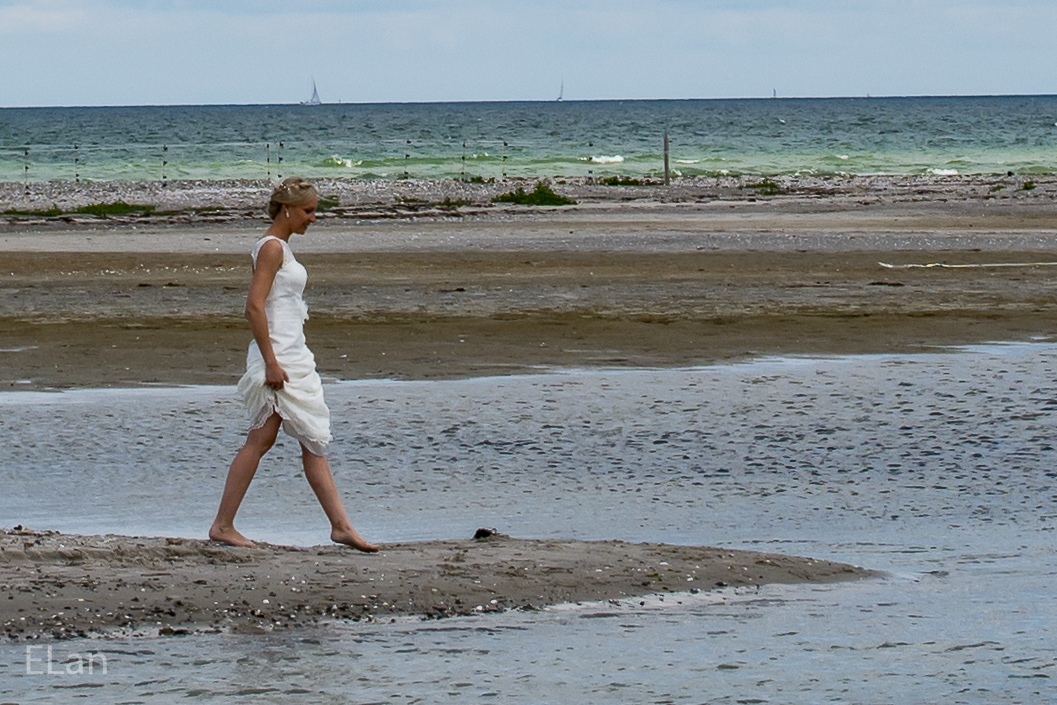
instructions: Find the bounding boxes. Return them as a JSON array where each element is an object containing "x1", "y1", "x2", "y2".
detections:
[
  {"x1": 1, "y1": 96, "x2": 1056, "y2": 183},
  {"x1": 1, "y1": 343, "x2": 1056, "y2": 702}
]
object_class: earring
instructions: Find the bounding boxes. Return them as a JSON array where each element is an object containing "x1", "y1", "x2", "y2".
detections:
[{"x1": 285, "y1": 210, "x2": 290, "y2": 218}]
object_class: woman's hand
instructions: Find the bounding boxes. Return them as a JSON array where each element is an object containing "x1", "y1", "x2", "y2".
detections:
[{"x1": 265, "y1": 360, "x2": 289, "y2": 390}]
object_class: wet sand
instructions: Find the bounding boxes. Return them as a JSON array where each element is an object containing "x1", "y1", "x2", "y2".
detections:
[
  {"x1": 0, "y1": 528, "x2": 873, "y2": 640},
  {"x1": 0, "y1": 175, "x2": 1053, "y2": 644},
  {"x1": 2, "y1": 174, "x2": 1057, "y2": 390}
]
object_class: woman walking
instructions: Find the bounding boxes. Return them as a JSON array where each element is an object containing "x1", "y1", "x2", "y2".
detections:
[{"x1": 209, "y1": 177, "x2": 378, "y2": 552}]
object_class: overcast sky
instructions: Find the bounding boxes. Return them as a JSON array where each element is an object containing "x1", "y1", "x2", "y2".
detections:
[{"x1": 1, "y1": 0, "x2": 1054, "y2": 107}]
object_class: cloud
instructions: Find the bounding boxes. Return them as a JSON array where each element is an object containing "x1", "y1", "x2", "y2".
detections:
[
  {"x1": 1, "y1": 0, "x2": 1056, "y2": 105},
  {"x1": 0, "y1": 1, "x2": 88, "y2": 33}
]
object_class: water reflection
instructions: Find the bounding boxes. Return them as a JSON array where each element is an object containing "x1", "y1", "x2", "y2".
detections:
[{"x1": 2, "y1": 344, "x2": 1056, "y2": 702}]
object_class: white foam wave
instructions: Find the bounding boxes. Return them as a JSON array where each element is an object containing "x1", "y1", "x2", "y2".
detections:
[
  {"x1": 930, "y1": 168, "x2": 959, "y2": 176},
  {"x1": 675, "y1": 159, "x2": 699, "y2": 164},
  {"x1": 322, "y1": 154, "x2": 353, "y2": 168},
  {"x1": 590, "y1": 155, "x2": 624, "y2": 164}
]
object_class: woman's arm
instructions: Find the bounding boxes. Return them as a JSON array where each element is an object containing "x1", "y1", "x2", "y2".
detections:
[{"x1": 245, "y1": 239, "x2": 289, "y2": 390}]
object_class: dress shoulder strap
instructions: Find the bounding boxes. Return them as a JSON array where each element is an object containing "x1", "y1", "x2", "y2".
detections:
[{"x1": 251, "y1": 235, "x2": 290, "y2": 269}]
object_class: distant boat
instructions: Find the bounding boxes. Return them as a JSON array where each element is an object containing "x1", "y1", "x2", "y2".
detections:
[
  {"x1": 301, "y1": 80, "x2": 321, "y2": 106},
  {"x1": 557, "y1": 81, "x2": 564, "y2": 102}
]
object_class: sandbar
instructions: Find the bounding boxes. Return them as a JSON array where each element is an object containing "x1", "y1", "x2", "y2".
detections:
[{"x1": 0, "y1": 528, "x2": 875, "y2": 641}]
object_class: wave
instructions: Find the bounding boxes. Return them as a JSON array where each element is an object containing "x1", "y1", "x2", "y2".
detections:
[
  {"x1": 6, "y1": 97, "x2": 1057, "y2": 182},
  {"x1": 320, "y1": 155, "x2": 354, "y2": 168}
]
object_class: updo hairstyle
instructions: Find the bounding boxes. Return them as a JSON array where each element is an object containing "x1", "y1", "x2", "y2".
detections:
[{"x1": 267, "y1": 177, "x2": 317, "y2": 219}]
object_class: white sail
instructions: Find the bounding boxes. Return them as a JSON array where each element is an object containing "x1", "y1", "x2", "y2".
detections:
[{"x1": 301, "y1": 80, "x2": 321, "y2": 106}]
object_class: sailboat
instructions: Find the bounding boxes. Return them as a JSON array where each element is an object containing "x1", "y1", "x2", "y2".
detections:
[
  {"x1": 556, "y1": 80, "x2": 564, "y2": 102},
  {"x1": 301, "y1": 79, "x2": 321, "y2": 106}
]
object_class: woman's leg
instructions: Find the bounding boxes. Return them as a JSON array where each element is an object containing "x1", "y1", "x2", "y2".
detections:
[
  {"x1": 209, "y1": 413, "x2": 282, "y2": 547},
  {"x1": 302, "y1": 447, "x2": 379, "y2": 553}
]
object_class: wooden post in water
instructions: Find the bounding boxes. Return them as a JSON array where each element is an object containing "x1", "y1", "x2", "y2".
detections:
[
  {"x1": 162, "y1": 145, "x2": 168, "y2": 187},
  {"x1": 266, "y1": 143, "x2": 271, "y2": 181},
  {"x1": 23, "y1": 148, "x2": 29, "y2": 195},
  {"x1": 663, "y1": 132, "x2": 670, "y2": 186},
  {"x1": 74, "y1": 145, "x2": 80, "y2": 183},
  {"x1": 277, "y1": 141, "x2": 284, "y2": 181}
]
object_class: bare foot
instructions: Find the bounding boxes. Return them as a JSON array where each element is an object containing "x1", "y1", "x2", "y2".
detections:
[
  {"x1": 332, "y1": 527, "x2": 379, "y2": 553},
  {"x1": 209, "y1": 523, "x2": 256, "y2": 548}
]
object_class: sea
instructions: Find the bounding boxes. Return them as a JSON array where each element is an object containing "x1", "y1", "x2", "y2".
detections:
[
  {"x1": 3, "y1": 96, "x2": 1057, "y2": 702},
  {"x1": 1, "y1": 344, "x2": 1056, "y2": 703},
  {"x1": 1, "y1": 95, "x2": 1057, "y2": 183}
]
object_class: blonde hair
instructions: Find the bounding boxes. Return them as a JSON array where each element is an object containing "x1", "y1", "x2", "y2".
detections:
[{"x1": 267, "y1": 177, "x2": 317, "y2": 219}]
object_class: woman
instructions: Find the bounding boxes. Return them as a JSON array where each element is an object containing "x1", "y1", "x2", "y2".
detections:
[{"x1": 209, "y1": 177, "x2": 378, "y2": 552}]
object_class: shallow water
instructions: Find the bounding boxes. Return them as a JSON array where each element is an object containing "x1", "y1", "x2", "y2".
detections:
[
  {"x1": 3, "y1": 96, "x2": 1057, "y2": 181},
  {"x1": 2, "y1": 344, "x2": 1056, "y2": 702}
]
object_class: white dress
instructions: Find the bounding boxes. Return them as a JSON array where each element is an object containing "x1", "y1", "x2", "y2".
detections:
[{"x1": 237, "y1": 235, "x2": 332, "y2": 456}]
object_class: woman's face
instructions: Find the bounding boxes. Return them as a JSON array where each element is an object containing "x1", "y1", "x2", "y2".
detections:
[{"x1": 286, "y1": 196, "x2": 318, "y2": 234}]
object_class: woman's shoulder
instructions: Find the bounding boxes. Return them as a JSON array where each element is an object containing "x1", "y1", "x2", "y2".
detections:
[{"x1": 252, "y1": 235, "x2": 289, "y2": 266}]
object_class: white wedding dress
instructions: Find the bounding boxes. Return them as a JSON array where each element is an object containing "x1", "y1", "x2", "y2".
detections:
[{"x1": 237, "y1": 235, "x2": 331, "y2": 456}]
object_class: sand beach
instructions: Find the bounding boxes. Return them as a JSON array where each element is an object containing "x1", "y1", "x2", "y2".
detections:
[
  {"x1": 2, "y1": 174, "x2": 1056, "y2": 391},
  {"x1": 2, "y1": 175, "x2": 1056, "y2": 701}
]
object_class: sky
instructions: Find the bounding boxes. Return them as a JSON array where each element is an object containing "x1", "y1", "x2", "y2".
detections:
[{"x1": 0, "y1": 0, "x2": 1054, "y2": 107}]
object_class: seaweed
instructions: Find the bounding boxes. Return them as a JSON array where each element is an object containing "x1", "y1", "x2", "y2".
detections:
[
  {"x1": 317, "y1": 195, "x2": 340, "y2": 211},
  {"x1": 74, "y1": 201, "x2": 155, "y2": 217},
  {"x1": 493, "y1": 181, "x2": 576, "y2": 206},
  {"x1": 744, "y1": 179, "x2": 782, "y2": 196}
]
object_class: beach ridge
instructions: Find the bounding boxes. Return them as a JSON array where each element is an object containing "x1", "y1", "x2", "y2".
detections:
[{"x1": 1, "y1": 173, "x2": 1053, "y2": 230}]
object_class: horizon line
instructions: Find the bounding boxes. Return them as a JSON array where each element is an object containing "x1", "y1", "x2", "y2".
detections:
[{"x1": 2, "y1": 93, "x2": 1056, "y2": 110}]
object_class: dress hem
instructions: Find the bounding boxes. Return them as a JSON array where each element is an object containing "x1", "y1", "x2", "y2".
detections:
[{"x1": 247, "y1": 398, "x2": 330, "y2": 457}]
